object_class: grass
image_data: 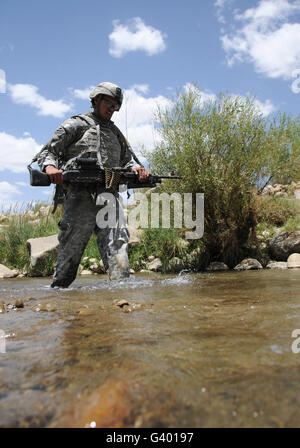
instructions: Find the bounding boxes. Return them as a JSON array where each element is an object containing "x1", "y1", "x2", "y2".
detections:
[
  {"x1": 0, "y1": 192, "x2": 299, "y2": 276},
  {"x1": 0, "y1": 202, "x2": 61, "y2": 273},
  {"x1": 255, "y1": 196, "x2": 297, "y2": 226}
]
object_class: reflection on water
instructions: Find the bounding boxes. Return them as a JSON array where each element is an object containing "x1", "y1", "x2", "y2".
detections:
[{"x1": 0, "y1": 270, "x2": 300, "y2": 427}]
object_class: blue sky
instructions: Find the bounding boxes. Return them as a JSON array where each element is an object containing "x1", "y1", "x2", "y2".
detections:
[{"x1": 0, "y1": 0, "x2": 300, "y2": 209}]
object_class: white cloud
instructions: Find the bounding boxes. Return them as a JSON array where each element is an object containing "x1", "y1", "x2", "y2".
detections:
[
  {"x1": 130, "y1": 84, "x2": 150, "y2": 94},
  {"x1": 184, "y1": 83, "x2": 276, "y2": 116},
  {"x1": 253, "y1": 98, "x2": 276, "y2": 116},
  {"x1": 219, "y1": 0, "x2": 300, "y2": 79},
  {"x1": 184, "y1": 83, "x2": 217, "y2": 105},
  {"x1": 214, "y1": 0, "x2": 233, "y2": 23},
  {"x1": 0, "y1": 132, "x2": 42, "y2": 173},
  {"x1": 109, "y1": 17, "x2": 167, "y2": 58},
  {"x1": 114, "y1": 85, "x2": 171, "y2": 153},
  {"x1": 0, "y1": 181, "x2": 22, "y2": 210},
  {"x1": 8, "y1": 83, "x2": 73, "y2": 117},
  {"x1": 71, "y1": 86, "x2": 95, "y2": 100}
]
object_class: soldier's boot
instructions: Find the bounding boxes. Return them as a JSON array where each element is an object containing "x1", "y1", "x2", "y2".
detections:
[
  {"x1": 51, "y1": 257, "x2": 81, "y2": 288},
  {"x1": 108, "y1": 250, "x2": 131, "y2": 280}
]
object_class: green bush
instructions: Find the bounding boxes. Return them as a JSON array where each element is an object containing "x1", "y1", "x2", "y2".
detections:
[{"x1": 146, "y1": 85, "x2": 300, "y2": 267}]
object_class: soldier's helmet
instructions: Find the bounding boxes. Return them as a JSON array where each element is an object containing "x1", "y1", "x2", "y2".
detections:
[{"x1": 89, "y1": 82, "x2": 123, "y2": 108}]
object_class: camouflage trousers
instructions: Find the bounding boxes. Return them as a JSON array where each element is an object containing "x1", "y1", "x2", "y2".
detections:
[{"x1": 51, "y1": 190, "x2": 130, "y2": 288}]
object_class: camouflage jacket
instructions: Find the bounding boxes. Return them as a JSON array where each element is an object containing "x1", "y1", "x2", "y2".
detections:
[{"x1": 37, "y1": 111, "x2": 135, "y2": 172}]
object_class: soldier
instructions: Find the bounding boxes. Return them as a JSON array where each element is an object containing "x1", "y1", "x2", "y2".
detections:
[{"x1": 37, "y1": 82, "x2": 149, "y2": 288}]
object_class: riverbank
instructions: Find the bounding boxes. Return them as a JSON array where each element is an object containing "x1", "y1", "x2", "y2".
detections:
[{"x1": 0, "y1": 183, "x2": 300, "y2": 279}]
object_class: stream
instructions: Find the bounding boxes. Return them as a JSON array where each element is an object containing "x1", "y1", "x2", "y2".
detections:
[{"x1": 0, "y1": 269, "x2": 300, "y2": 428}]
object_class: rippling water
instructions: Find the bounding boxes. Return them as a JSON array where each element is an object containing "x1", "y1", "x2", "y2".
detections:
[{"x1": 0, "y1": 270, "x2": 300, "y2": 427}]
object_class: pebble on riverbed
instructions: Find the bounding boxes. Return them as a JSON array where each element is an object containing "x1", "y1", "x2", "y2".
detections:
[
  {"x1": 113, "y1": 299, "x2": 143, "y2": 313},
  {"x1": 33, "y1": 303, "x2": 57, "y2": 312},
  {"x1": 14, "y1": 299, "x2": 24, "y2": 308}
]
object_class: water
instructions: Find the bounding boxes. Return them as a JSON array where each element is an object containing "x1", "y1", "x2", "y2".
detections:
[{"x1": 0, "y1": 269, "x2": 300, "y2": 427}]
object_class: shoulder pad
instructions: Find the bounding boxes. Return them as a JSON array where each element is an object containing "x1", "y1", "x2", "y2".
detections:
[{"x1": 71, "y1": 114, "x2": 96, "y2": 126}]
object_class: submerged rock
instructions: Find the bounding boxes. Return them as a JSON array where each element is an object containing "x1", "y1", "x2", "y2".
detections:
[
  {"x1": 114, "y1": 299, "x2": 130, "y2": 308},
  {"x1": 76, "y1": 306, "x2": 90, "y2": 316},
  {"x1": 113, "y1": 299, "x2": 144, "y2": 313},
  {"x1": 14, "y1": 299, "x2": 24, "y2": 308},
  {"x1": 234, "y1": 258, "x2": 263, "y2": 271},
  {"x1": 61, "y1": 378, "x2": 133, "y2": 428},
  {"x1": 33, "y1": 303, "x2": 56, "y2": 312}
]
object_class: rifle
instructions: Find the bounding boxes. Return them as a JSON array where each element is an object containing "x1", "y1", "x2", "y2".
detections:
[{"x1": 28, "y1": 157, "x2": 182, "y2": 191}]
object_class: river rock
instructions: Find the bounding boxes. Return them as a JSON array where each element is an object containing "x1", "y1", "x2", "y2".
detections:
[
  {"x1": 147, "y1": 258, "x2": 162, "y2": 272},
  {"x1": 14, "y1": 299, "x2": 24, "y2": 308},
  {"x1": 266, "y1": 261, "x2": 288, "y2": 270},
  {"x1": 287, "y1": 253, "x2": 300, "y2": 268},
  {"x1": 89, "y1": 263, "x2": 103, "y2": 274},
  {"x1": 148, "y1": 255, "x2": 155, "y2": 262},
  {"x1": 234, "y1": 258, "x2": 263, "y2": 271},
  {"x1": 0, "y1": 264, "x2": 19, "y2": 278},
  {"x1": 33, "y1": 303, "x2": 56, "y2": 312},
  {"x1": 114, "y1": 299, "x2": 130, "y2": 308},
  {"x1": 206, "y1": 262, "x2": 229, "y2": 271},
  {"x1": 80, "y1": 269, "x2": 93, "y2": 275},
  {"x1": 26, "y1": 234, "x2": 59, "y2": 275},
  {"x1": 269, "y1": 231, "x2": 300, "y2": 261}
]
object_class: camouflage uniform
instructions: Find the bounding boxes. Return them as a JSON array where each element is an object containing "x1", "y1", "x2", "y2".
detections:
[{"x1": 38, "y1": 111, "x2": 134, "y2": 287}]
